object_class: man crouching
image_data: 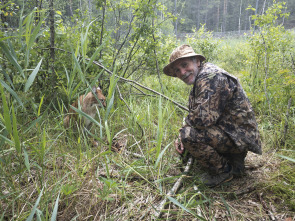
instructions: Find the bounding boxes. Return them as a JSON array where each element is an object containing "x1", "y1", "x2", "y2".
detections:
[{"x1": 163, "y1": 44, "x2": 262, "y2": 187}]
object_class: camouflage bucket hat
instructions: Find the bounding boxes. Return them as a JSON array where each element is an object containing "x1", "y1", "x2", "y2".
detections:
[{"x1": 163, "y1": 44, "x2": 206, "y2": 77}]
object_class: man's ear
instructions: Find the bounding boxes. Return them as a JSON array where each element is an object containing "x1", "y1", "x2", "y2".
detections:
[{"x1": 196, "y1": 59, "x2": 201, "y2": 67}]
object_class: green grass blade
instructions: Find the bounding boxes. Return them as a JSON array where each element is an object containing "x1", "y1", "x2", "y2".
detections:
[
  {"x1": 0, "y1": 83, "x2": 12, "y2": 134},
  {"x1": 0, "y1": 41, "x2": 24, "y2": 78},
  {"x1": 105, "y1": 121, "x2": 111, "y2": 145},
  {"x1": 0, "y1": 134, "x2": 14, "y2": 145},
  {"x1": 70, "y1": 105, "x2": 103, "y2": 128},
  {"x1": 18, "y1": 1, "x2": 25, "y2": 43},
  {"x1": 23, "y1": 116, "x2": 42, "y2": 133},
  {"x1": 11, "y1": 104, "x2": 21, "y2": 155},
  {"x1": 23, "y1": 148, "x2": 30, "y2": 172},
  {"x1": 94, "y1": 106, "x2": 103, "y2": 139},
  {"x1": 24, "y1": 9, "x2": 34, "y2": 46},
  {"x1": 26, "y1": 187, "x2": 44, "y2": 221},
  {"x1": 105, "y1": 92, "x2": 114, "y2": 120},
  {"x1": 220, "y1": 194, "x2": 232, "y2": 217},
  {"x1": 8, "y1": 39, "x2": 17, "y2": 59},
  {"x1": 0, "y1": 64, "x2": 14, "y2": 89},
  {"x1": 0, "y1": 1, "x2": 10, "y2": 9},
  {"x1": 85, "y1": 43, "x2": 104, "y2": 71},
  {"x1": 41, "y1": 128, "x2": 46, "y2": 161},
  {"x1": 27, "y1": 15, "x2": 44, "y2": 50},
  {"x1": 25, "y1": 16, "x2": 45, "y2": 67},
  {"x1": 156, "y1": 96, "x2": 163, "y2": 159},
  {"x1": 72, "y1": 53, "x2": 85, "y2": 83},
  {"x1": 25, "y1": 58, "x2": 43, "y2": 92},
  {"x1": 277, "y1": 154, "x2": 295, "y2": 163},
  {"x1": 38, "y1": 95, "x2": 45, "y2": 116},
  {"x1": 166, "y1": 196, "x2": 206, "y2": 220},
  {"x1": 0, "y1": 211, "x2": 5, "y2": 220},
  {"x1": 155, "y1": 142, "x2": 172, "y2": 168},
  {"x1": 0, "y1": 79, "x2": 24, "y2": 107},
  {"x1": 50, "y1": 193, "x2": 60, "y2": 221},
  {"x1": 81, "y1": 18, "x2": 98, "y2": 60}
]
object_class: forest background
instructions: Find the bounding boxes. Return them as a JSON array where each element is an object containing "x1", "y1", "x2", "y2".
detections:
[{"x1": 1, "y1": 0, "x2": 295, "y2": 220}]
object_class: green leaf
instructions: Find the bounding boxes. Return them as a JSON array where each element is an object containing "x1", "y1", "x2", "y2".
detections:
[
  {"x1": 0, "y1": 134, "x2": 14, "y2": 146},
  {"x1": 0, "y1": 41, "x2": 24, "y2": 78},
  {"x1": 41, "y1": 128, "x2": 46, "y2": 158},
  {"x1": 167, "y1": 196, "x2": 206, "y2": 220},
  {"x1": 0, "y1": 80, "x2": 24, "y2": 107},
  {"x1": 155, "y1": 142, "x2": 172, "y2": 168},
  {"x1": 105, "y1": 92, "x2": 114, "y2": 120},
  {"x1": 23, "y1": 116, "x2": 42, "y2": 133},
  {"x1": 26, "y1": 16, "x2": 45, "y2": 61},
  {"x1": 25, "y1": 59, "x2": 43, "y2": 92},
  {"x1": 69, "y1": 105, "x2": 103, "y2": 128},
  {"x1": 156, "y1": 96, "x2": 163, "y2": 159},
  {"x1": 81, "y1": 18, "x2": 98, "y2": 59},
  {"x1": 72, "y1": 53, "x2": 85, "y2": 83},
  {"x1": 38, "y1": 95, "x2": 45, "y2": 116},
  {"x1": 50, "y1": 193, "x2": 60, "y2": 221},
  {"x1": 26, "y1": 187, "x2": 44, "y2": 221},
  {"x1": 11, "y1": 104, "x2": 21, "y2": 155},
  {"x1": 105, "y1": 121, "x2": 111, "y2": 144},
  {"x1": 85, "y1": 44, "x2": 105, "y2": 71},
  {"x1": 277, "y1": 154, "x2": 295, "y2": 163},
  {"x1": 0, "y1": 1, "x2": 11, "y2": 10},
  {"x1": 23, "y1": 148, "x2": 30, "y2": 172},
  {"x1": 0, "y1": 64, "x2": 14, "y2": 89},
  {"x1": 0, "y1": 83, "x2": 12, "y2": 134}
]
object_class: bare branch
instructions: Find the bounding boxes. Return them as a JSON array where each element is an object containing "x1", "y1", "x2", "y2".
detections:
[
  {"x1": 90, "y1": 60, "x2": 189, "y2": 112},
  {"x1": 153, "y1": 157, "x2": 193, "y2": 218}
]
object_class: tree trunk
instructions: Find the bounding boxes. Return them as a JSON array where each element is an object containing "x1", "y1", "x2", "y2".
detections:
[
  {"x1": 49, "y1": 0, "x2": 56, "y2": 98},
  {"x1": 216, "y1": 0, "x2": 220, "y2": 31},
  {"x1": 205, "y1": 0, "x2": 208, "y2": 25},
  {"x1": 262, "y1": 0, "x2": 266, "y2": 14},
  {"x1": 244, "y1": 0, "x2": 249, "y2": 30},
  {"x1": 223, "y1": 0, "x2": 227, "y2": 32},
  {"x1": 88, "y1": 0, "x2": 92, "y2": 19},
  {"x1": 174, "y1": 0, "x2": 177, "y2": 37},
  {"x1": 197, "y1": 0, "x2": 201, "y2": 29},
  {"x1": 49, "y1": 0, "x2": 55, "y2": 67},
  {"x1": 69, "y1": 0, "x2": 73, "y2": 17},
  {"x1": 99, "y1": 0, "x2": 106, "y2": 59},
  {"x1": 238, "y1": 0, "x2": 243, "y2": 33},
  {"x1": 255, "y1": 0, "x2": 259, "y2": 14}
]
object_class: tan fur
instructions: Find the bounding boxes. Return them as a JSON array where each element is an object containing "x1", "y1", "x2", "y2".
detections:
[{"x1": 64, "y1": 86, "x2": 106, "y2": 129}]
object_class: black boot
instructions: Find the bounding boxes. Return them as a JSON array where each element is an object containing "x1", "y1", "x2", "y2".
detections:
[
  {"x1": 229, "y1": 152, "x2": 247, "y2": 177},
  {"x1": 200, "y1": 164, "x2": 233, "y2": 187}
]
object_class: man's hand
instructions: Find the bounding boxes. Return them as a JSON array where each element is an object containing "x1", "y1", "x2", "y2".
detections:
[{"x1": 174, "y1": 136, "x2": 184, "y2": 155}]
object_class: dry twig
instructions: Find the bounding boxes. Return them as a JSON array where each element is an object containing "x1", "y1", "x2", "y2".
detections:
[{"x1": 153, "y1": 157, "x2": 194, "y2": 218}]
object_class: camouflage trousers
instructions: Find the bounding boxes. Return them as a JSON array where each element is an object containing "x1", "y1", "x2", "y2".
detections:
[{"x1": 180, "y1": 125, "x2": 247, "y2": 174}]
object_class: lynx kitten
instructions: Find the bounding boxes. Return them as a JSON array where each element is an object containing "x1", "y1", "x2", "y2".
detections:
[{"x1": 64, "y1": 86, "x2": 106, "y2": 129}]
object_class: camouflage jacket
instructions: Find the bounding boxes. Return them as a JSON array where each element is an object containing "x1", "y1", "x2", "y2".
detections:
[{"x1": 185, "y1": 63, "x2": 262, "y2": 154}]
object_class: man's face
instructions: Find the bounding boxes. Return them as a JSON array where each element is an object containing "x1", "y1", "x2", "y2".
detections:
[{"x1": 172, "y1": 57, "x2": 199, "y2": 85}]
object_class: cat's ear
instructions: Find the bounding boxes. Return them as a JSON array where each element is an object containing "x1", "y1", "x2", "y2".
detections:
[{"x1": 91, "y1": 86, "x2": 97, "y2": 93}]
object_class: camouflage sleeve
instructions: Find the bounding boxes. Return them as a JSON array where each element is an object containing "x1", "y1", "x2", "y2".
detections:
[{"x1": 185, "y1": 73, "x2": 235, "y2": 129}]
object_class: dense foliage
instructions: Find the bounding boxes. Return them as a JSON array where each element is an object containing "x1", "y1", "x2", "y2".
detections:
[{"x1": 0, "y1": 0, "x2": 295, "y2": 219}]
